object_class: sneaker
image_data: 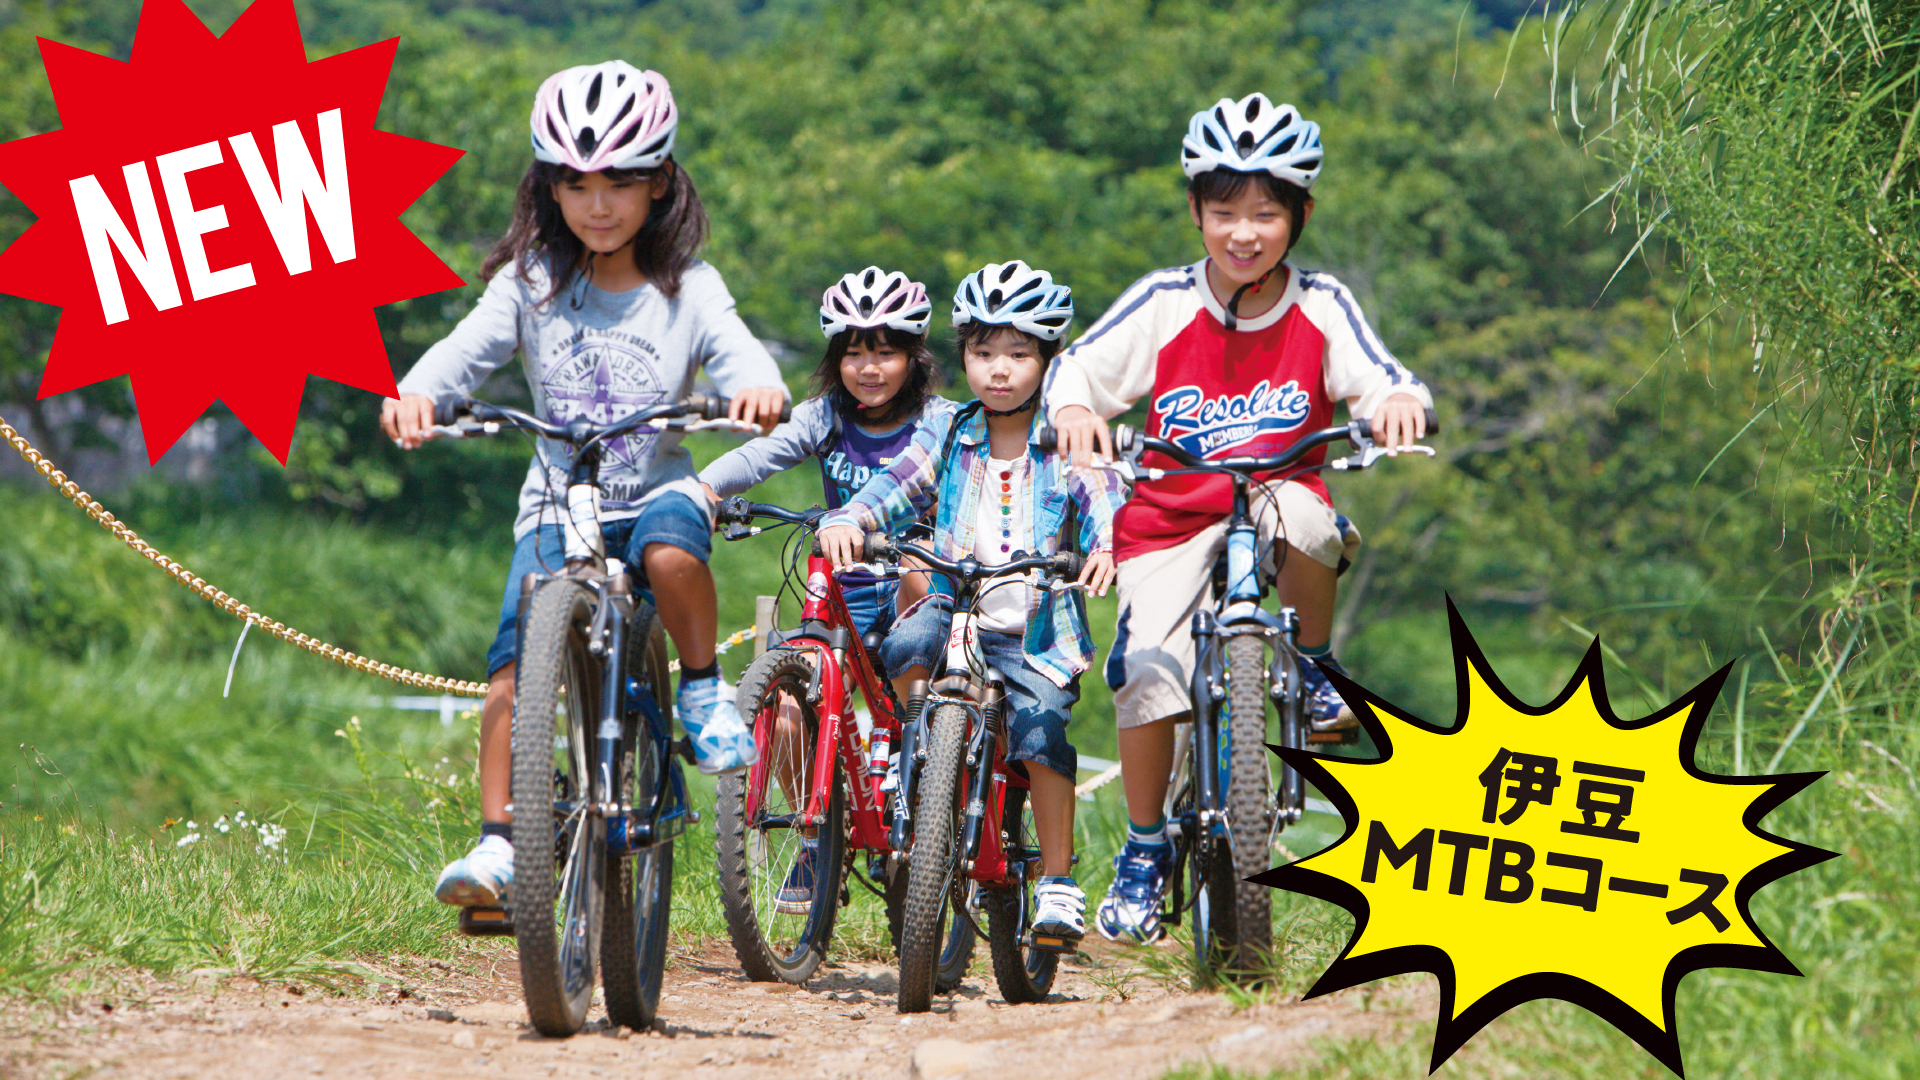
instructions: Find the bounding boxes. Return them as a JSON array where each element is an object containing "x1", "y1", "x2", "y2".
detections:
[
  {"x1": 677, "y1": 675, "x2": 758, "y2": 775},
  {"x1": 434, "y1": 834, "x2": 513, "y2": 907},
  {"x1": 1030, "y1": 878, "x2": 1087, "y2": 949},
  {"x1": 776, "y1": 838, "x2": 819, "y2": 914},
  {"x1": 1301, "y1": 656, "x2": 1358, "y2": 731},
  {"x1": 1095, "y1": 842, "x2": 1173, "y2": 943}
]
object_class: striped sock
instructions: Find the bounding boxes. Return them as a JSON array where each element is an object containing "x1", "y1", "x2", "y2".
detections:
[{"x1": 1126, "y1": 818, "x2": 1169, "y2": 852}]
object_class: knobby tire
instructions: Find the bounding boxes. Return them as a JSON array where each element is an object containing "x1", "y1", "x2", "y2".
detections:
[
  {"x1": 1221, "y1": 634, "x2": 1275, "y2": 975},
  {"x1": 512, "y1": 579, "x2": 605, "y2": 1037},
  {"x1": 602, "y1": 610, "x2": 676, "y2": 1030},
  {"x1": 715, "y1": 647, "x2": 847, "y2": 983},
  {"x1": 897, "y1": 703, "x2": 967, "y2": 1013},
  {"x1": 984, "y1": 785, "x2": 1057, "y2": 1003}
]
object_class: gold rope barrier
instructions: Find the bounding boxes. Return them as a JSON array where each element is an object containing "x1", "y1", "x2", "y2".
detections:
[{"x1": 1, "y1": 413, "x2": 747, "y2": 698}]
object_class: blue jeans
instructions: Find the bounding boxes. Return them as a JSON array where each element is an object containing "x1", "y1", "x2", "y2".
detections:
[
  {"x1": 880, "y1": 595, "x2": 1079, "y2": 779},
  {"x1": 486, "y1": 493, "x2": 712, "y2": 676}
]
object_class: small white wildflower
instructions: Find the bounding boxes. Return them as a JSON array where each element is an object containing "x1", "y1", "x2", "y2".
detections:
[
  {"x1": 185, "y1": 821, "x2": 197, "y2": 830},
  {"x1": 176, "y1": 833, "x2": 202, "y2": 848}
]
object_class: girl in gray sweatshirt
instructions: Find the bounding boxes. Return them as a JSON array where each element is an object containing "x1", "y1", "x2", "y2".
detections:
[{"x1": 377, "y1": 61, "x2": 787, "y2": 910}]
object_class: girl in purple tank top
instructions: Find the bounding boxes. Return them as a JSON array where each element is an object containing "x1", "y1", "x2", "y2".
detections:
[{"x1": 700, "y1": 267, "x2": 956, "y2": 636}]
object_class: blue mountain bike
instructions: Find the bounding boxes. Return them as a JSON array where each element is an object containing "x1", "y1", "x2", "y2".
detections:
[{"x1": 436, "y1": 393, "x2": 770, "y2": 1035}]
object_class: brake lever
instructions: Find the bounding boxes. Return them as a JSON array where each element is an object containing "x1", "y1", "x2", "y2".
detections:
[
  {"x1": 721, "y1": 522, "x2": 761, "y2": 541},
  {"x1": 1330, "y1": 444, "x2": 1437, "y2": 471},
  {"x1": 840, "y1": 562, "x2": 900, "y2": 579}
]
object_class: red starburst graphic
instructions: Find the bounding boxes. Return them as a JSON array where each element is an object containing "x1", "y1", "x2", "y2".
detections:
[{"x1": 0, "y1": 0, "x2": 463, "y2": 463}]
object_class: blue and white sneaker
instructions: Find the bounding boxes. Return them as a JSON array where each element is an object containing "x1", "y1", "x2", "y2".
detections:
[
  {"x1": 1301, "y1": 656, "x2": 1358, "y2": 731},
  {"x1": 677, "y1": 675, "x2": 757, "y2": 775},
  {"x1": 1031, "y1": 878, "x2": 1087, "y2": 949},
  {"x1": 434, "y1": 834, "x2": 513, "y2": 907},
  {"x1": 776, "y1": 838, "x2": 819, "y2": 914},
  {"x1": 1095, "y1": 843, "x2": 1173, "y2": 943}
]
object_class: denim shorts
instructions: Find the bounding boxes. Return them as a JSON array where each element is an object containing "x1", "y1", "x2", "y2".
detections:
[
  {"x1": 841, "y1": 579, "x2": 900, "y2": 642},
  {"x1": 879, "y1": 595, "x2": 1079, "y2": 779},
  {"x1": 485, "y1": 492, "x2": 712, "y2": 676}
]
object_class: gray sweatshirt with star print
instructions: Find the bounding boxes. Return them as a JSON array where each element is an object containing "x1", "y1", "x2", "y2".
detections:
[{"x1": 395, "y1": 258, "x2": 785, "y2": 540}]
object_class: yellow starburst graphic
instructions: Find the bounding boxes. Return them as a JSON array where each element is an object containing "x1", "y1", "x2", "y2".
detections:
[{"x1": 1258, "y1": 602, "x2": 1835, "y2": 1075}]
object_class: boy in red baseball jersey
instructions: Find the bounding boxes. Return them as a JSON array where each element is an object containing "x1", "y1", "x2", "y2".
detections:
[{"x1": 1047, "y1": 94, "x2": 1434, "y2": 942}]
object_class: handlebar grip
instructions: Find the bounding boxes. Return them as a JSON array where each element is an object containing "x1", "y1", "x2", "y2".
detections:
[
  {"x1": 1057, "y1": 551, "x2": 1085, "y2": 579},
  {"x1": 686, "y1": 394, "x2": 794, "y2": 424},
  {"x1": 862, "y1": 532, "x2": 896, "y2": 562},
  {"x1": 431, "y1": 399, "x2": 469, "y2": 427},
  {"x1": 1035, "y1": 423, "x2": 1058, "y2": 454},
  {"x1": 1353, "y1": 409, "x2": 1441, "y2": 443},
  {"x1": 716, "y1": 495, "x2": 752, "y2": 523},
  {"x1": 1112, "y1": 424, "x2": 1139, "y2": 454}
]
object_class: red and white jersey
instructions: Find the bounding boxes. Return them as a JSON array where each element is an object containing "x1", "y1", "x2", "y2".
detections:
[{"x1": 1044, "y1": 259, "x2": 1431, "y2": 561}]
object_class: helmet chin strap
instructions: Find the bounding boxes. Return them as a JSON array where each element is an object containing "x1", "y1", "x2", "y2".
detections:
[
  {"x1": 981, "y1": 392, "x2": 1038, "y2": 418},
  {"x1": 1221, "y1": 266, "x2": 1275, "y2": 332}
]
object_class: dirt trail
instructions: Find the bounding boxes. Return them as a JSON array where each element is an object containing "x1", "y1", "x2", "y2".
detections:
[{"x1": 3, "y1": 942, "x2": 1424, "y2": 1080}]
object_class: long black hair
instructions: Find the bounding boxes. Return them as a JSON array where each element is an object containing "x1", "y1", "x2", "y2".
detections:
[
  {"x1": 480, "y1": 157, "x2": 709, "y2": 306},
  {"x1": 812, "y1": 326, "x2": 941, "y2": 427}
]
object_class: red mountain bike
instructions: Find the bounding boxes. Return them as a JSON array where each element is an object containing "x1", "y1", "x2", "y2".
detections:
[{"x1": 712, "y1": 499, "x2": 974, "y2": 988}]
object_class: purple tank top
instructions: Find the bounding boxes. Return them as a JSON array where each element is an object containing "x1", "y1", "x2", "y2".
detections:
[{"x1": 820, "y1": 417, "x2": 921, "y2": 510}]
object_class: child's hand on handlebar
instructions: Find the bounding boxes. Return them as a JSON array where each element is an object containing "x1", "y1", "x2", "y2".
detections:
[
  {"x1": 818, "y1": 524, "x2": 865, "y2": 571},
  {"x1": 1370, "y1": 394, "x2": 1429, "y2": 456},
  {"x1": 1052, "y1": 404, "x2": 1112, "y2": 468},
  {"x1": 1078, "y1": 550, "x2": 1116, "y2": 597},
  {"x1": 730, "y1": 386, "x2": 789, "y2": 434},
  {"x1": 380, "y1": 394, "x2": 440, "y2": 449}
]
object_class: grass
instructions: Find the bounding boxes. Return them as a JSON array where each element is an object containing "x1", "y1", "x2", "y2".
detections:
[{"x1": 2, "y1": 434, "x2": 1913, "y2": 1077}]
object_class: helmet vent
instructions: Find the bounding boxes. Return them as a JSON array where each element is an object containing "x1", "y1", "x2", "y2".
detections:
[
  {"x1": 988, "y1": 289, "x2": 1004, "y2": 308},
  {"x1": 1244, "y1": 97, "x2": 1262, "y2": 121},
  {"x1": 858, "y1": 296, "x2": 875, "y2": 317},
  {"x1": 1276, "y1": 133, "x2": 1296, "y2": 154},
  {"x1": 1236, "y1": 131, "x2": 1255, "y2": 154},
  {"x1": 586, "y1": 74, "x2": 603, "y2": 114},
  {"x1": 576, "y1": 126, "x2": 599, "y2": 155}
]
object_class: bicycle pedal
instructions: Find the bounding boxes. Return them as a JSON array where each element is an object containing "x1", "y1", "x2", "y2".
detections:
[
  {"x1": 1307, "y1": 728, "x2": 1360, "y2": 746},
  {"x1": 670, "y1": 737, "x2": 696, "y2": 764},
  {"x1": 1024, "y1": 931, "x2": 1080, "y2": 954},
  {"x1": 458, "y1": 906, "x2": 514, "y2": 937}
]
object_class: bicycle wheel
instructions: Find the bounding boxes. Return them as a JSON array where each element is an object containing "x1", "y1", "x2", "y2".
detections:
[
  {"x1": 715, "y1": 647, "x2": 848, "y2": 983},
  {"x1": 983, "y1": 785, "x2": 1057, "y2": 1003},
  {"x1": 884, "y1": 812, "x2": 975, "y2": 995},
  {"x1": 512, "y1": 579, "x2": 606, "y2": 1037},
  {"x1": 896, "y1": 702, "x2": 968, "y2": 1013},
  {"x1": 603, "y1": 611, "x2": 676, "y2": 1030},
  {"x1": 1221, "y1": 633, "x2": 1276, "y2": 975}
]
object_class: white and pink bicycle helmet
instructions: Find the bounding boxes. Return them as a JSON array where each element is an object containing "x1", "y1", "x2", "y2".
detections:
[
  {"x1": 1180, "y1": 93, "x2": 1323, "y2": 191},
  {"x1": 530, "y1": 61, "x2": 678, "y2": 173},
  {"x1": 819, "y1": 267, "x2": 933, "y2": 338}
]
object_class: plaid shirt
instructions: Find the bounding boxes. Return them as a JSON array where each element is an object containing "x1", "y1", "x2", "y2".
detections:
[{"x1": 822, "y1": 404, "x2": 1127, "y2": 689}]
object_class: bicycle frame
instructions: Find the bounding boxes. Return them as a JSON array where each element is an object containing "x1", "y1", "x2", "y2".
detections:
[
  {"x1": 489, "y1": 406, "x2": 706, "y2": 857},
  {"x1": 742, "y1": 544, "x2": 900, "y2": 855}
]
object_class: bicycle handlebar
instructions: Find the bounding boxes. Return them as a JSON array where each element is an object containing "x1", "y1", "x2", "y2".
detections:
[
  {"x1": 432, "y1": 394, "x2": 793, "y2": 443},
  {"x1": 714, "y1": 497, "x2": 826, "y2": 531},
  {"x1": 863, "y1": 534, "x2": 1083, "y2": 586}
]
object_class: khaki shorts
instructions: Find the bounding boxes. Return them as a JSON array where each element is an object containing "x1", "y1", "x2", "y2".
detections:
[{"x1": 1106, "y1": 480, "x2": 1360, "y2": 728}]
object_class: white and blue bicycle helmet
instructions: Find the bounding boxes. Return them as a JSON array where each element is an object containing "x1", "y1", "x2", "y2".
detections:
[
  {"x1": 1180, "y1": 93, "x2": 1322, "y2": 190},
  {"x1": 951, "y1": 260, "x2": 1074, "y2": 341}
]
